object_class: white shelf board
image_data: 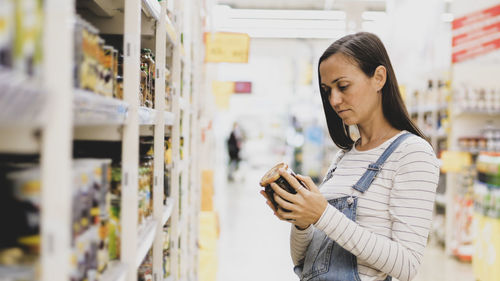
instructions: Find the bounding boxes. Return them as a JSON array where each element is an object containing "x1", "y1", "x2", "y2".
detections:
[
  {"x1": 136, "y1": 219, "x2": 158, "y2": 268},
  {"x1": 74, "y1": 125, "x2": 123, "y2": 141},
  {"x1": 74, "y1": 89, "x2": 129, "y2": 126},
  {"x1": 0, "y1": 67, "x2": 48, "y2": 127},
  {"x1": 0, "y1": 127, "x2": 41, "y2": 154},
  {"x1": 453, "y1": 107, "x2": 500, "y2": 117},
  {"x1": 0, "y1": 265, "x2": 35, "y2": 280},
  {"x1": 165, "y1": 111, "x2": 174, "y2": 126},
  {"x1": 165, "y1": 16, "x2": 178, "y2": 44},
  {"x1": 101, "y1": 261, "x2": 128, "y2": 281},
  {"x1": 141, "y1": 0, "x2": 161, "y2": 20},
  {"x1": 164, "y1": 276, "x2": 174, "y2": 281},
  {"x1": 76, "y1": 0, "x2": 122, "y2": 17},
  {"x1": 139, "y1": 107, "x2": 157, "y2": 125},
  {"x1": 162, "y1": 198, "x2": 175, "y2": 226}
]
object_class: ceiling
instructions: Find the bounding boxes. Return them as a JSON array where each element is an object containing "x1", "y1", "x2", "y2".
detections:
[{"x1": 216, "y1": 0, "x2": 386, "y2": 11}]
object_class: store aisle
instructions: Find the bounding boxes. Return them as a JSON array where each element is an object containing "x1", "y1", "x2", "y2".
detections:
[{"x1": 215, "y1": 162, "x2": 475, "y2": 281}]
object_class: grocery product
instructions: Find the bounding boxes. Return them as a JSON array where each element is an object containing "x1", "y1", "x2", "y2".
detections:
[
  {"x1": 0, "y1": 0, "x2": 14, "y2": 67},
  {"x1": 138, "y1": 249, "x2": 153, "y2": 281},
  {"x1": 259, "y1": 162, "x2": 304, "y2": 210},
  {"x1": 13, "y1": 0, "x2": 43, "y2": 76}
]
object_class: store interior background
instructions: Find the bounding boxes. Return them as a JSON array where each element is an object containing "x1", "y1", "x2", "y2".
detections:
[{"x1": 200, "y1": 0, "x2": 500, "y2": 281}]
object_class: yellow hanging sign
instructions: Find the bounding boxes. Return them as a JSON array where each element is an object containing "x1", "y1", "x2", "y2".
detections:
[
  {"x1": 212, "y1": 81, "x2": 235, "y2": 110},
  {"x1": 205, "y1": 32, "x2": 250, "y2": 63},
  {"x1": 440, "y1": 150, "x2": 472, "y2": 173}
]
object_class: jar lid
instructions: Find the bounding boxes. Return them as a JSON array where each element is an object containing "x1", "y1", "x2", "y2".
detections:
[{"x1": 259, "y1": 162, "x2": 287, "y2": 187}]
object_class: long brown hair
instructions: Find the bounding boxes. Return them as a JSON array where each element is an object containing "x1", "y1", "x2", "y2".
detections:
[{"x1": 318, "y1": 32, "x2": 426, "y2": 150}]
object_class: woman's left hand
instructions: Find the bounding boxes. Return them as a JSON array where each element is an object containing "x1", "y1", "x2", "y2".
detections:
[{"x1": 271, "y1": 168, "x2": 328, "y2": 228}]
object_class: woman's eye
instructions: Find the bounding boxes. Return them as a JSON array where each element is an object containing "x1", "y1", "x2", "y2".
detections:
[{"x1": 338, "y1": 84, "x2": 348, "y2": 91}]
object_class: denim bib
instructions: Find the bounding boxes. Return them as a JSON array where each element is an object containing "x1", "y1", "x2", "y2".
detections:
[{"x1": 294, "y1": 133, "x2": 412, "y2": 281}]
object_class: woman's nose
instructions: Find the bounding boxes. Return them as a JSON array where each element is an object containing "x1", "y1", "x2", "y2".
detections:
[{"x1": 329, "y1": 89, "x2": 342, "y2": 107}]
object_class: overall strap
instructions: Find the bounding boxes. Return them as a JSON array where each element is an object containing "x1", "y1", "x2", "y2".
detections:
[{"x1": 352, "y1": 132, "x2": 412, "y2": 193}]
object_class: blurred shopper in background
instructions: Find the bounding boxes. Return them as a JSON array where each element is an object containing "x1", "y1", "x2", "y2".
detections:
[
  {"x1": 227, "y1": 122, "x2": 243, "y2": 181},
  {"x1": 261, "y1": 32, "x2": 439, "y2": 281}
]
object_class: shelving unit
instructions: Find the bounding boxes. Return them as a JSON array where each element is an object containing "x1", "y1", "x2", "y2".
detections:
[{"x1": 0, "y1": 0, "x2": 203, "y2": 281}]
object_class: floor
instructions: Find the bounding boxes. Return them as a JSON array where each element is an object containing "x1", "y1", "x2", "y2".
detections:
[{"x1": 214, "y1": 161, "x2": 476, "y2": 281}]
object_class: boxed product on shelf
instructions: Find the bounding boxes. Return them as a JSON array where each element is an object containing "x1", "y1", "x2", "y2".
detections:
[
  {"x1": 74, "y1": 15, "x2": 120, "y2": 99},
  {"x1": 140, "y1": 49, "x2": 155, "y2": 108},
  {"x1": 138, "y1": 249, "x2": 153, "y2": 281},
  {"x1": 454, "y1": 86, "x2": 500, "y2": 112},
  {"x1": 108, "y1": 164, "x2": 121, "y2": 261},
  {"x1": 13, "y1": 0, "x2": 44, "y2": 77},
  {"x1": 70, "y1": 159, "x2": 113, "y2": 281},
  {"x1": 0, "y1": 163, "x2": 41, "y2": 281},
  {"x1": 163, "y1": 223, "x2": 171, "y2": 278},
  {"x1": 0, "y1": 0, "x2": 15, "y2": 68},
  {"x1": 139, "y1": 138, "x2": 154, "y2": 225}
]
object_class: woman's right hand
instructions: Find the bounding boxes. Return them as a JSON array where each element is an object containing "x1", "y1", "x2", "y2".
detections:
[{"x1": 260, "y1": 189, "x2": 310, "y2": 230}]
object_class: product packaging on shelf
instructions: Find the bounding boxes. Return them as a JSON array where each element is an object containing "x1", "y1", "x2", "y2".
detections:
[
  {"x1": 163, "y1": 223, "x2": 171, "y2": 278},
  {"x1": 0, "y1": 163, "x2": 41, "y2": 281},
  {"x1": 139, "y1": 139, "x2": 154, "y2": 226},
  {"x1": 0, "y1": 0, "x2": 14, "y2": 68},
  {"x1": 454, "y1": 86, "x2": 500, "y2": 112},
  {"x1": 138, "y1": 249, "x2": 153, "y2": 281},
  {"x1": 70, "y1": 159, "x2": 112, "y2": 281},
  {"x1": 140, "y1": 48, "x2": 156, "y2": 108},
  {"x1": 75, "y1": 16, "x2": 120, "y2": 99},
  {"x1": 13, "y1": 0, "x2": 44, "y2": 77}
]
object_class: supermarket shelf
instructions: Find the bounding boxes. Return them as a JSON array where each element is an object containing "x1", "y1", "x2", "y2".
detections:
[
  {"x1": 0, "y1": 265, "x2": 35, "y2": 280},
  {"x1": 142, "y1": 0, "x2": 161, "y2": 20},
  {"x1": 101, "y1": 261, "x2": 128, "y2": 281},
  {"x1": 165, "y1": 163, "x2": 173, "y2": 170},
  {"x1": 179, "y1": 98, "x2": 188, "y2": 111},
  {"x1": 165, "y1": 276, "x2": 174, "y2": 281},
  {"x1": 76, "y1": 0, "x2": 121, "y2": 18},
  {"x1": 409, "y1": 103, "x2": 448, "y2": 115},
  {"x1": 166, "y1": 16, "x2": 178, "y2": 44},
  {"x1": 162, "y1": 198, "x2": 175, "y2": 226},
  {"x1": 0, "y1": 67, "x2": 48, "y2": 127},
  {"x1": 136, "y1": 219, "x2": 158, "y2": 268},
  {"x1": 453, "y1": 107, "x2": 500, "y2": 117},
  {"x1": 74, "y1": 89, "x2": 129, "y2": 126},
  {"x1": 435, "y1": 193, "x2": 446, "y2": 206},
  {"x1": 0, "y1": 127, "x2": 41, "y2": 154},
  {"x1": 165, "y1": 111, "x2": 175, "y2": 126},
  {"x1": 139, "y1": 107, "x2": 157, "y2": 125}
]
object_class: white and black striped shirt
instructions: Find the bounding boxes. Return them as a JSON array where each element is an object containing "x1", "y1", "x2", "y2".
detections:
[{"x1": 290, "y1": 131, "x2": 439, "y2": 281}]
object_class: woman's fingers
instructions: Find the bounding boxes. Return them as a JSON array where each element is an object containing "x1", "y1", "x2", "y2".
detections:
[
  {"x1": 273, "y1": 193, "x2": 296, "y2": 211},
  {"x1": 276, "y1": 206, "x2": 296, "y2": 221},
  {"x1": 279, "y1": 168, "x2": 307, "y2": 195},
  {"x1": 270, "y1": 182, "x2": 296, "y2": 202},
  {"x1": 295, "y1": 174, "x2": 320, "y2": 193}
]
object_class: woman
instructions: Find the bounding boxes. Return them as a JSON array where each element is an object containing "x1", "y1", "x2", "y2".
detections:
[{"x1": 261, "y1": 32, "x2": 439, "y2": 281}]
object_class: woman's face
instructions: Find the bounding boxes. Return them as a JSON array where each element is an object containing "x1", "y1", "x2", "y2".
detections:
[{"x1": 319, "y1": 53, "x2": 385, "y2": 126}]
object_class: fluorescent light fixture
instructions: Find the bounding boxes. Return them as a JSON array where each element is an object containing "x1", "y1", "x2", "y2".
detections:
[
  {"x1": 361, "y1": 11, "x2": 386, "y2": 21},
  {"x1": 215, "y1": 5, "x2": 346, "y2": 20},
  {"x1": 213, "y1": 5, "x2": 346, "y2": 39}
]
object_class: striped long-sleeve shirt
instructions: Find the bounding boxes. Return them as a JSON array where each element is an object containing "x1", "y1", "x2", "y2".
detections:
[{"x1": 290, "y1": 131, "x2": 439, "y2": 281}]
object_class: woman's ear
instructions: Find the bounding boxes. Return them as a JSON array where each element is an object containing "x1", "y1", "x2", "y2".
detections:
[{"x1": 373, "y1": 65, "x2": 387, "y2": 91}]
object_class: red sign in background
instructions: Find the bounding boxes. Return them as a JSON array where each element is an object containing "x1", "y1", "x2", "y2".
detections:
[
  {"x1": 234, "y1": 81, "x2": 252, "y2": 93},
  {"x1": 452, "y1": 4, "x2": 500, "y2": 63}
]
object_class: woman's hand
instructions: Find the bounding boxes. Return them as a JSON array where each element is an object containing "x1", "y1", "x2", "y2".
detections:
[{"x1": 260, "y1": 168, "x2": 328, "y2": 229}]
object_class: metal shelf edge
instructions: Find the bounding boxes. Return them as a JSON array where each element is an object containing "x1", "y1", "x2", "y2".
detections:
[
  {"x1": 74, "y1": 89, "x2": 129, "y2": 126},
  {"x1": 136, "y1": 219, "x2": 158, "y2": 268},
  {"x1": 139, "y1": 107, "x2": 157, "y2": 125},
  {"x1": 100, "y1": 261, "x2": 128, "y2": 281},
  {"x1": 141, "y1": 0, "x2": 161, "y2": 20},
  {"x1": 162, "y1": 198, "x2": 175, "y2": 226}
]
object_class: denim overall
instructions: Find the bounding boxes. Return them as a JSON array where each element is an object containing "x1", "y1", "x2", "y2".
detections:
[{"x1": 295, "y1": 133, "x2": 412, "y2": 281}]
